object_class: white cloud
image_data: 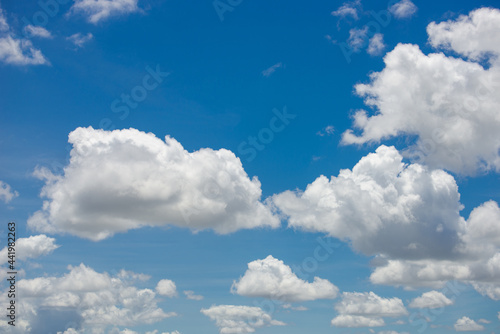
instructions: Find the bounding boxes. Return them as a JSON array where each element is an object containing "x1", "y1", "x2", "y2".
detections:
[
  {"x1": 0, "y1": 8, "x2": 9, "y2": 32},
  {"x1": 282, "y1": 303, "x2": 307, "y2": 311},
  {"x1": 367, "y1": 33, "x2": 385, "y2": 56},
  {"x1": 378, "y1": 331, "x2": 409, "y2": 334},
  {"x1": 231, "y1": 255, "x2": 338, "y2": 302},
  {"x1": 0, "y1": 234, "x2": 59, "y2": 264},
  {"x1": 342, "y1": 10, "x2": 500, "y2": 175},
  {"x1": 183, "y1": 290, "x2": 203, "y2": 300},
  {"x1": 428, "y1": 8, "x2": 500, "y2": 62},
  {"x1": 1, "y1": 264, "x2": 176, "y2": 333},
  {"x1": 408, "y1": 290, "x2": 453, "y2": 309},
  {"x1": 317, "y1": 125, "x2": 335, "y2": 137},
  {"x1": 331, "y1": 0, "x2": 361, "y2": 20},
  {"x1": 454, "y1": 316, "x2": 485, "y2": 331},
  {"x1": 389, "y1": 0, "x2": 417, "y2": 19},
  {"x1": 477, "y1": 319, "x2": 490, "y2": 324},
  {"x1": 156, "y1": 279, "x2": 177, "y2": 298},
  {"x1": 331, "y1": 315, "x2": 385, "y2": 328},
  {"x1": 331, "y1": 291, "x2": 407, "y2": 328},
  {"x1": 335, "y1": 292, "x2": 408, "y2": 317},
  {"x1": 348, "y1": 26, "x2": 368, "y2": 51},
  {"x1": 0, "y1": 7, "x2": 49, "y2": 66},
  {"x1": 0, "y1": 180, "x2": 18, "y2": 203},
  {"x1": 67, "y1": 32, "x2": 93, "y2": 48},
  {"x1": 28, "y1": 127, "x2": 279, "y2": 241},
  {"x1": 0, "y1": 36, "x2": 48, "y2": 65},
  {"x1": 23, "y1": 25, "x2": 52, "y2": 39},
  {"x1": 272, "y1": 145, "x2": 466, "y2": 259},
  {"x1": 262, "y1": 62, "x2": 283, "y2": 77},
  {"x1": 201, "y1": 305, "x2": 285, "y2": 334},
  {"x1": 68, "y1": 0, "x2": 140, "y2": 24}
]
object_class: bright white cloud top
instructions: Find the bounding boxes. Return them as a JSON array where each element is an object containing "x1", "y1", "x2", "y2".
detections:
[
  {"x1": 454, "y1": 316, "x2": 485, "y2": 331},
  {"x1": 28, "y1": 127, "x2": 279, "y2": 240},
  {"x1": 408, "y1": 290, "x2": 454, "y2": 309},
  {"x1": 231, "y1": 255, "x2": 339, "y2": 302},
  {"x1": 0, "y1": 234, "x2": 59, "y2": 264}
]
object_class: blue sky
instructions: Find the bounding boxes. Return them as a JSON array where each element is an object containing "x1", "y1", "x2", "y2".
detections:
[{"x1": 1, "y1": 0, "x2": 500, "y2": 333}]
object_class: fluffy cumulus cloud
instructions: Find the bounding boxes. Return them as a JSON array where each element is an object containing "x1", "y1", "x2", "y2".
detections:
[
  {"x1": 0, "y1": 7, "x2": 49, "y2": 66},
  {"x1": 428, "y1": 8, "x2": 500, "y2": 61},
  {"x1": 0, "y1": 180, "x2": 18, "y2": 203},
  {"x1": 231, "y1": 255, "x2": 338, "y2": 302},
  {"x1": 342, "y1": 8, "x2": 500, "y2": 175},
  {"x1": 272, "y1": 145, "x2": 466, "y2": 259},
  {"x1": 454, "y1": 316, "x2": 485, "y2": 331},
  {"x1": 0, "y1": 264, "x2": 176, "y2": 333},
  {"x1": 389, "y1": 0, "x2": 417, "y2": 19},
  {"x1": 272, "y1": 145, "x2": 500, "y2": 294},
  {"x1": 156, "y1": 279, "x2": 177, "y2": 298},
  {"x1": 0, "y1": 234, "x2": 59, "y2": 264},
  {"x1": 331, "y1": 292, "x2": 407, "y2": 328},
  {"x1": 68, "y1": 0, "x2": 140, "y2": 24},
  {"x1": 201, "y1": 305, "x2": 285, "y2": 334},
  {"x1": 408, "y1": 290, "x2": 454, "y2": 309},
  {"x1": 28, "y1": 127, "x2": 279, "y2": 241}
]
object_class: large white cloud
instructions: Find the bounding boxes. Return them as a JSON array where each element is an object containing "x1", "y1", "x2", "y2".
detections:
[
  {"x1": 272, "y1": 145, "x2": 500, "y2": 294},
  {"x1": 408, "y1": 290, "x2": 453, "y2": 309},
  {"x1": 68, "y1": 0, "x2": 140, "y2": 24},
  {"x1": 201, "y1": 305, "x2": 285, "y2": 334},
  {"x1": 0, "y1": 264, "x2": 176, "y2": 333},
  {"x1": 331, "y1": 292, "x2": 407, "y2": 328},
  {"x1": 231, "y1": 255, "x2": 338, "y2": 302},
  {"x1": 0, "y1": 234, "x2": 59, "y2": 264},
  {"x1": 28, "y1": 127, "x2": 279, "y2": 241},
  {"x1": 341, "y1": 8, "x2": 500, "y2": 175},
  {"x1": 272, "y1": 145, "x2": 466, "y2": 259},
  {"x1": 454, "y1": 316, "x2": 485, "y2": 331}
]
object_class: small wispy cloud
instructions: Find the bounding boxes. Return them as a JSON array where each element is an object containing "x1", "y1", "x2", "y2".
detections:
[
  {"x1": 23, "y1": 25, "x2": 53, "y2": 39},
  {"x1": 331, "y1": 0, "x2": 362, "y2": 20},
  {"x1": 367, "y1": 33, "x2": 385, "y2": 56},
  {"x1": 0, "y1": 180, "x2": 18, "y2": 203},
  {"x1": 317, "y1": 125, "x2": 335, "y2": 136},
  {"x1": 262, "y1": 62, "x2": 283, "y2": 77},
  {"x1": 68, "y1": 0, "x2": 140, "y2": 24},
  {"x1": 67, "y1": 32, "x2": 94, "y2": 48},
  {"x1": 184, "y1": 290, "x2": 204, "y2": 300}
]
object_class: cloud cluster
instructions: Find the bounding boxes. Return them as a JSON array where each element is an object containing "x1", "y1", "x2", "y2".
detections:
[
  {"x1": 201, "y1": 305, "x2": 285, "y2": 334},
  {"x1": 68, "y1": 0, "x2": 140, "y2": 24},
  {"x1": 331, "y1": 292, "x2": 408, "y2": 327},
  {"x1": 231, "y1": 255, "x2": 339, "y2": 302},
  {"x1": 342, "y1": 8, "x2": 500, "y2": 175},
  {"x1": 0, "y1": 264, "x2": 177, "y2": 333},
  {"x1": 0, "y1": 7, "x2": 49, "y2": 66},
  {"x1": 331, "y1": 0, "x2": 361, "y2": 20},
  {"x1": 28, "y1": 127, "x2": 279, "y2": 240}
]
